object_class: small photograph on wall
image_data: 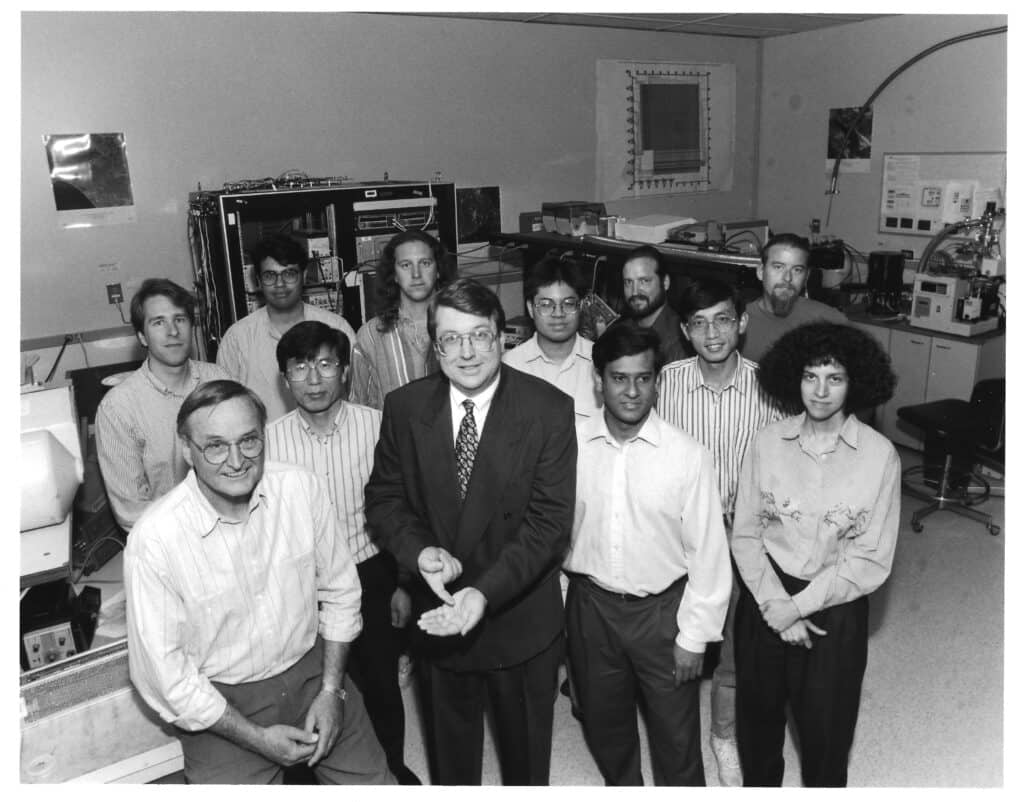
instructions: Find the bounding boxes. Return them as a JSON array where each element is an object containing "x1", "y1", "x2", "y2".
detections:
[
  {"x1": 825, "y1": 107, "x2": 873, "y2": 174},
  {"x1": 44, "y1": 132, "x2": 137, "y2": 228}
]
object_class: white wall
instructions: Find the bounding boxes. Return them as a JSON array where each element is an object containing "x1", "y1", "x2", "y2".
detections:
[
  {"x1": 756, "y1": 14, "x2": 1007, "y2": 255},
  {"x1": 21, "y1": 11, "x2": 761, "y2": 354}
]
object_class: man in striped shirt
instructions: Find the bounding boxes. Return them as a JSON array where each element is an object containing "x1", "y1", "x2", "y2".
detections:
[
  {"x1": 96, "y1": 278, "x2": 229, "y2": 531},
  {"x1": 264, "y1": 321, "x2": 420, "y2": 785},
  {"x1": 656, "y1": 277, "x2": 783, "y2": 786}
]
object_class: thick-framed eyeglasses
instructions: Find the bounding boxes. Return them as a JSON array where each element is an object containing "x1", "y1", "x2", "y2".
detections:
[
  {"x1": 259, "y1": 267, "x2": 302, "y2": 287},
  {"x1": 686, "y1": 314, "x2": 739, "y2": 334},
  {"x1": 435, "y1": 329, "x2": 498, "y2": 357},
  {"x1": 186, "y1": 435, "x2": 264, "y2": 465},
  {"x1": 534, "y1": 298, "x2": 581, "y2": 316},
  {"x1": 284, "y1": 358, "x2": 342, "y2": 382}
]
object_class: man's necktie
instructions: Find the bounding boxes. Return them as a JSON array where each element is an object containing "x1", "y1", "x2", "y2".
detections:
[{"x1": 455, "y1": 399, "x2": 478, "y2": 500}]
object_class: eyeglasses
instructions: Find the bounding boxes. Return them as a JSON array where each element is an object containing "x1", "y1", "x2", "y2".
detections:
[
  {"x1": 284, "y1": 358, "x2": 342, "y2": 382},
  {"x1": 534, "y1": 298, "x2": 580, "y2": 316},
  {"x1": 685, "y1": 314, "x2": 739, "y2": 334},
  {"x1": 259, "y1": 267, "x2": 302, "y2": 287},
  {"x1": 186, "y1": 434, "x2": 264, "y2": 465},
  {"x1": 435, "y1": 329, "x2": 498, "y2": 357}
]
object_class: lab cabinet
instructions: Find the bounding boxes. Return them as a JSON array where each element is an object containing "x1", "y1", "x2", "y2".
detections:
[{"x1": 850, "y1": 318, "x2": 1005, "y2": 450}]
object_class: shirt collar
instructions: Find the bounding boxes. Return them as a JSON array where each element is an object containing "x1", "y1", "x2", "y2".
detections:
[
  {"x1": 520, "y1": 333, "x2": 589, "y2": 365},
  {"x1": 450, "y1": 371, "x2": 501, "y2": 414},
  {"x1": 295, "y1": 402, "x2": 348, "y2": 439},
  {"x1": 780, "y1": 412, "x2": 861, "y2": 448},
  {"x1": 141, "y1": 358, "x2": 200, "y2": 397},
  {"x1": 582, "y1": 407, "x2": 663, "y2": 447},
  {"x1": 183, "y1": 469, "x2": 267, "y2": 538},
  {"x1": 683, "y1": 352, "x2": 748, "y2": 395}
]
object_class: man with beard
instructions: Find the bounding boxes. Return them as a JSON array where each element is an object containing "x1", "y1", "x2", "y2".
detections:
[
  {"x1": 620, "y1": 246, "x2": 688, "y2": 365},
  {"x1": 741, "y1": 234, "x2": 846, "y2": 363}
]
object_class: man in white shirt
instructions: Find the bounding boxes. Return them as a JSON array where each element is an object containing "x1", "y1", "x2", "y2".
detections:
[
  {"x1": 503, "y1": 255, "x2": 601, "y2": 420},
  {"x1": 216, "y1": 234, "x2": 357, "y2": 421},
  {"x1": 564, "y1": 321, "x2": 731, "y2": 786},
  {"x1": 96, "y1": 278, "x2": 229, "y2": 531},
  {"x1": 124, "y1": 379, "x2": 393, "y2": 785}
]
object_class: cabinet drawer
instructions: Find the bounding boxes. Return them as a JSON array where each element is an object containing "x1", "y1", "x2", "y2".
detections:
[
  {"x1": 883, "y1": 330, "x2": 931, "y2": 449},
  {"x1": 927, "y1": 339, "x2": 979, "y2": 402}
]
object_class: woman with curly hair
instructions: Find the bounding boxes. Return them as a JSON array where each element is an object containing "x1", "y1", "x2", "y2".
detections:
[
  {"x1": 349, "y1": 230, "x2": 457, "y2": 409},
  {"x1": 730, "y1": 322, "x2": 900, "y2": 787}
]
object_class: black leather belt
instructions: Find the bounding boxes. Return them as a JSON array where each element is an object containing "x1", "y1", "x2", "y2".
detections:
[{"x1": 566, "y1": 572, "x2": 687, "y2": 603}]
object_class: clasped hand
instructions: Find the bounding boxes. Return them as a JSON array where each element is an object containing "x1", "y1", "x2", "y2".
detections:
[
  {"x1": 259, "y1": 686, "x2": 344, "y2": 768},
  {"x1": 760, "y1": 598, "x2": 827, "y2": 649}
]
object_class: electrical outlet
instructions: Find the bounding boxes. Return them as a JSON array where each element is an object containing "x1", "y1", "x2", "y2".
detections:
[{"x1": 106, "y1": 283, "x2": 123, "y2": 304}]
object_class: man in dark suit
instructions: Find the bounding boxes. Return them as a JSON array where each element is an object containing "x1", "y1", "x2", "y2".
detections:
[{"x1": 364, "y1": 278, "x2": 577, "y2": 786}]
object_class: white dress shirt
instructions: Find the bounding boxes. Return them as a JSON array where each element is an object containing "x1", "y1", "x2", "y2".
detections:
[
  {"x1": 448, "y1": 372, "x2": 500, "y2": 445},
  {"x1": 124, "y1": 462, "x2": 362, "y2": 731},
  {"x1": 565, "y1": 410, "x2": 731, "y2": 653},
  {"x1": 503, "y1": 333, "x2": 601, "y2": 420}
]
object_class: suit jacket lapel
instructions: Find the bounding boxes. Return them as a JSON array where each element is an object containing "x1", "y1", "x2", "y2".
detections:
[
  {"x1": 411, "y1": 377, "x2": 461, "y2": 546},
  {"x1": 454, "y1": 368, "x2": 522, "y2": 555}
]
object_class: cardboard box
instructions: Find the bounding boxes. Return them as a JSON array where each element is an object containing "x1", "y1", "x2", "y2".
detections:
[{"x1": 541, "y1": 202, "x2": 607, "y2": 235}]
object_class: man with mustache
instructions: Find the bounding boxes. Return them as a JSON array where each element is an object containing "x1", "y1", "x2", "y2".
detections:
[
  {"x1": 741, "y1": 234, "x2": 846, "y2": 363},
  {"x1": 620, "y1": 245, "x2": 688, "y2": 365}
]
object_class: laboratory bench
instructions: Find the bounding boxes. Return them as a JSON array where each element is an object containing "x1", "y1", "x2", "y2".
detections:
[
  {"x1": 488, "y1": 230, "x2": 764, "y2": 311},
  {"x1": 20, "y1": 551, "x2": 185, "y2": 783}
]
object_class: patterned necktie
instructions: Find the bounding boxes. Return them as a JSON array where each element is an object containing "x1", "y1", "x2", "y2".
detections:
[{"x1": 455, "y1": 399, "x2": 478, "y2": 500}]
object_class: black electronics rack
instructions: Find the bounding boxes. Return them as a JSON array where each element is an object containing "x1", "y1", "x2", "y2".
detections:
[{"x1": 187, "y1": 177, "x2": 457, "y2": 361}]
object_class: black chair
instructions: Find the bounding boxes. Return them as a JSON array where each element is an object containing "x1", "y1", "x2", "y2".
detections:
[{"x1": 896, "y1": 378, "x2": 1004, "y2": 536}]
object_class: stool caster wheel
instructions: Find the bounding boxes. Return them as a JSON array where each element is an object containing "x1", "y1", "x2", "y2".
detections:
[
  {"x1": 911, "y1": 521, "x2": 924, "y2": 533},
  {"x1": 988, "y1": 524, "x2": 1000, "y2": 536}
]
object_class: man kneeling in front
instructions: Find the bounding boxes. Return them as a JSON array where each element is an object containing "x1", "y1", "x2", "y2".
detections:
[{"x1": 124, "y1": 379, "x2": 394, "y2": 785}]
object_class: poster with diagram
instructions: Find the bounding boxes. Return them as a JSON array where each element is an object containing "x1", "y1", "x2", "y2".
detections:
[{"x1": 878, "y1": 152, "x2": 1005, "y2": 237}]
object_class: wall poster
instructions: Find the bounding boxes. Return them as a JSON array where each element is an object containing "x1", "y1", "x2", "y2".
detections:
[
  {"x1": 44, "y1": 133, "x2": 137, "y2": 228},
  {"x1": 825, "y1": 106, "x2": 873, "y2": 174}
]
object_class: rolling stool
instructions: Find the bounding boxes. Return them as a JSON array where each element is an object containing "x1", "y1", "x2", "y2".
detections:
[{"x1": 896, "y1": 378, "x2": 1004, "y2": 536}]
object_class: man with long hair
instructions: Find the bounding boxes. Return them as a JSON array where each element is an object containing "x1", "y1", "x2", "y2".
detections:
[{"x1": 349, "y1": 230, "x2": 456, "y2": 408}]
